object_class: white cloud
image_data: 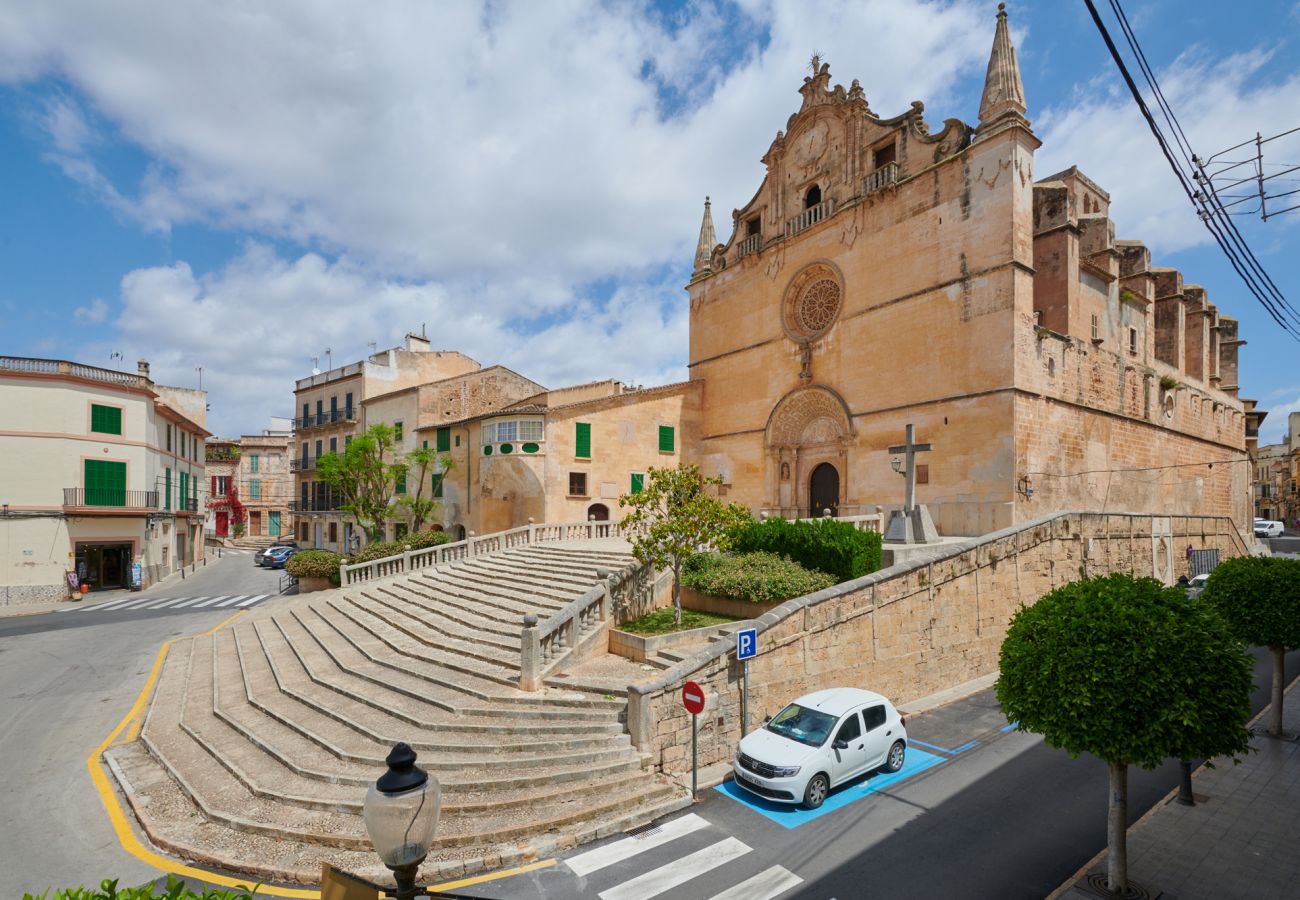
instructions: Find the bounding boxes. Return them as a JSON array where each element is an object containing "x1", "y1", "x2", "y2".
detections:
[
  {"x1": 1259, "y1": 395, "x2": 1299, "y2": 446},
  {"x1": 72, "y1": 297, "x2": 109, "y2": 323},
  {"x1": 1035, "y1": 47, "x2": 1300, "y2": 255}
]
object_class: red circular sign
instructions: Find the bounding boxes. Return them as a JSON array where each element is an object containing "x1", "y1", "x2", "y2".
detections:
[{"x1": 682, "y1": 681, "x2": 706, "y2": 715}]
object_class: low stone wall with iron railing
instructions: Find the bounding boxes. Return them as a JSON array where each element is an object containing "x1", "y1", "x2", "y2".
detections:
[{"x1": 338, "y1": 518, "x2": 631, "y2": 586}]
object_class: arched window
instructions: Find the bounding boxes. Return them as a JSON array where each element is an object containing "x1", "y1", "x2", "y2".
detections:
[
  {"x1": 587, "y1": 503, "x2": 610, "y2": 522},
  {"x1": 804, "y1": 184, "x2": 822, "y2": 209}
]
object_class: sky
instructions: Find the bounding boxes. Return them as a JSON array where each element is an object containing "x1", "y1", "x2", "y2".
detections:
[{"x1": 1, "y1": 0, "x2": 1298, "y2": 443}]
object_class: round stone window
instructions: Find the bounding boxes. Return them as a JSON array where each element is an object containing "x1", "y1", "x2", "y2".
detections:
[{"x1": 782, "y1": 262, "x2": 844, "y2": 342}]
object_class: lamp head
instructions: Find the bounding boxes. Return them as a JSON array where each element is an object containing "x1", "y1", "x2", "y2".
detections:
[
  {"x1": 890, "y1": 456, "x2": 903, "y2": 475},
  {"x1": 363, "y1": 743, "x2": 441, "y2": 870}
]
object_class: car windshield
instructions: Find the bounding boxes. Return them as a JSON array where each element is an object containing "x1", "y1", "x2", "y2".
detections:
[{"x1": 765, "y1": 703, "x2": 837, "y2": 748}]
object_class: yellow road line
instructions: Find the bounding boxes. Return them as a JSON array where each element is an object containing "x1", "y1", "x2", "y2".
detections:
[
  {"x1": 88, "y1": 607, "x2": 555, "y2": 898},
  {"x1": 430, "y1": 858, "x2": 556, "y2": 891}
]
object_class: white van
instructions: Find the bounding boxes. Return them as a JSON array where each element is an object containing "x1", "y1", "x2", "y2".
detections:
[{"x1": 1255, "y1": 520, "x2": 1285, "y2": 538}]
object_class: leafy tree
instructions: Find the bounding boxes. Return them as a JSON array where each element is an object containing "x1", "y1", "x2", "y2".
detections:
[
  {"x1": 396, "y1": 446, "x2": 453, "y2": 533},
  {"x1": 316, "y1": 425, "x2": 402, "y2": 542},
  {"x1": 1203, "y1": 555, "x2": 1300, "y2": 737},
  {"x1": 997, "y1": 574, "x2": 1253, "y2": 894},
  {"x1": 618, "y1": 464, "x2": 751, "y2": 625}
]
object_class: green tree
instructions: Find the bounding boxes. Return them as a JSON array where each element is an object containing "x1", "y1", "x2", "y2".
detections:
[
  {"x1": 1203, "y1": 555, "x2": 1300, "y2": 737},
  {"x1": 316, "y1": 424, "x2": 402, "y2": 542},
  {"x1": 996, "y1": 574, "x2": 1253, "y2": 894},
  {"x1": 618, "y1": 464, "x2": 751, "y2": 625},
  {"x1": 396, "y1": 447, "x2": 454, "y2": 533}
]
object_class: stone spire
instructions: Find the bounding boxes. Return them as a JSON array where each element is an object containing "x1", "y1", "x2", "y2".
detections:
[
  {"x1": 977, "y1": 3, "x2": 1030, "y2": 136},
  {"x1": 693, "y1": 196, "x2": 717, "y2": 276}
]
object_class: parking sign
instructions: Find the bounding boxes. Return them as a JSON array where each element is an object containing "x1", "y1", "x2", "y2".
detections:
[{"x1": 736, "y1": 627, "x2": 757, "y2": 661}]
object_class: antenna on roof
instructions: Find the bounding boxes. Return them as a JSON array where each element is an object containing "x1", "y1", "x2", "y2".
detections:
[
  {"x1": 368, "y1": 341, "x2": 378, "y2": 355},
  {"x1": 311, "y1": 356, "x2": 320, "y2": 376},
  {"x1": 421, "y1": 322, "x2": 427, "y2": 338}
]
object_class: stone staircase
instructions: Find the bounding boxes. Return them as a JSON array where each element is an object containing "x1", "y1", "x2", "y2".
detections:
[{"x1": 108, "y1": 541, "x2": 689, "y2": 886}]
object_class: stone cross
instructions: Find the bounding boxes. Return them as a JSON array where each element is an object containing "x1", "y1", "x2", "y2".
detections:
[{"x1": 888, "y1": 423, "x2": 931, "y2": 512}]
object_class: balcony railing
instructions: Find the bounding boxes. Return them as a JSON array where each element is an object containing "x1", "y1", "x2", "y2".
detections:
[
  {"x1": 785, "y1": 198, "x2": 834, "y2": 238},
  {"x1": 736, "y1": 233, "x2": 763, "y2": 259},
  {"x1": 63, "y1": 488, "x2": 159, "y2": 509},
  {"x1": 297, "y1": 408, "x2": 356, "y2": 430},
  {"x1": 291, "y1": 456, "x2": 320, "y2": 472},
  {"x1": 3, "y1": 356, "x2": 149, "y2": 389},
  {"x1": 177, "y1": 497, "x2": 199, "y2": 513},
  {"x1": 863, "y1": 162, "x2": 899, "y2": 195},
  {"x1": 289, "y1": 498, "x2": 343, "y2": 512}
]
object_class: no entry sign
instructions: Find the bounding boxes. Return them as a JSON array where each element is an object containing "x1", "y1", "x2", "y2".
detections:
[{"x1": 682, "y1": 680, "x2": 706, "y2": 715}]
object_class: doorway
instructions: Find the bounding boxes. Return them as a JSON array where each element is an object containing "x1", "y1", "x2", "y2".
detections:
[
  {"x1": 269, "y1": 511, "x2": 281, "y2": 538},
  {"x1": 74, "y1": 543, "x2": 132, "y2": 591},
  {"x1": 215, "y1": 511, "x2": 229, "y2": 537},
  {"x1": 250, "y1": 511, "x2": 262, "y2": 536},
  {"x1": 587, "y1": 503, "x2": 610, "y2": 522},
  {"x1": 809, "y1": 462, "x2": 840, "y2": 517}
]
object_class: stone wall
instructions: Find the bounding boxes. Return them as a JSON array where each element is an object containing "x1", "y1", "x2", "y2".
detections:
[{"x1": 626, "y1": 510, "x2": 1248, "y2": 776}]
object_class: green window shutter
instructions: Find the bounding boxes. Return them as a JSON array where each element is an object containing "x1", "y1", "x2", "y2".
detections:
[
  {"x1": 630, "y1": 473, "x2": 644, "y2": 494},
  {"x1": 658, "y1": 425, "x2": 675, "y2": 453},
  {"x1": 575, "y1": 422, "x2": 591, "y2": 459},
  {"x1": 394, "y1": 421, "x2": 404, "y2": 441},
  {"x1": 436, "y1": 427, "x2": 451, "y2": 452},
  {"x1": 432, "y1": 472, "x2": 444, "y2": 498},
  {"x1": 179, "y1": 471, "x2": 187, "y2": 510},
  {"x1": 250, "y1": 454, "x2": 260, "y2": 473},
  {"x1": 84, "y1": 459, "x2": 126, "y2": 506},
  {"x1": 165, "y1": 468, "x2": 171, "y2": 510},
  {"x1": 90, "y1": 404, "x2": 122, "y2": 435},
  {"x1": 249, "y1": 480, "x2": 261, "y2": 500},
  {"x1": 395, "y1": 470, "x2": 407, "y2": 494}
]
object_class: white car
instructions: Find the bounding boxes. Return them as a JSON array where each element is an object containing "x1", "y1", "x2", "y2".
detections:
[
  {"x1": 733, "y1": 687, "x2": 907, "y2": 809},
  {"x1": 1255, "y1": 520, "x2": 1285, "y2": 538}
]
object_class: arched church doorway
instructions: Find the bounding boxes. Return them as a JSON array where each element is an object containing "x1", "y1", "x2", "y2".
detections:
[
  {"x1": 809, "y1": 462, "x2": 839, "y2": 517},
  {"x1": 587, "y1": 503, "x2": 610, "y2": 522}
]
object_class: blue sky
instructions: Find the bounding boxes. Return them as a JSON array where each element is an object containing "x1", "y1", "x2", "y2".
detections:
[{"x1": 1, "y1": 0, "x2": 1298, "y2": 442}]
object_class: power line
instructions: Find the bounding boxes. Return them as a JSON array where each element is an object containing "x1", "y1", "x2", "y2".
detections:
[{"x1": 1084, "y1": 0, "x2": 1300, "y2": 339}]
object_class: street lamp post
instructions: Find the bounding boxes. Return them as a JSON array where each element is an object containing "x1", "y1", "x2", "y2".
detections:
[{"x1": 363, "y1": 743, "x2": 441, "y2": 900}]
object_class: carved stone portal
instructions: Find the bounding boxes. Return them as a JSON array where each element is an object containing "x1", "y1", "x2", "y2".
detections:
[{"x1": 766, "y1": 385, "x2": 852, "y2": 448}]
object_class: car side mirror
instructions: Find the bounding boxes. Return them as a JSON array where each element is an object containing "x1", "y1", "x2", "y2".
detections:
[{"x1": 833, "y1": 739, "x2": 849, "y2": 750}]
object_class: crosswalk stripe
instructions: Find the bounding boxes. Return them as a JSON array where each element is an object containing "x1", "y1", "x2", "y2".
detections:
[
  {"x1": 214, "y1": 595, "x2": 247, "y2": 607},
  {"x1": 119, "y1": 598, "x2": 161, "y2": 610},
  {"x1": 169, "y1": 597, "x2": 207, "y2": 608},
  {"x1": 237, "y1": 594, "x2": 270, "y2": 607},
  {"x1": 567, "y1": 814, "x2": 710, "y2": 877},
  {"x1": 145, "y1": 597, "x2": 188, "y2": 609},
  {"x1": 90, "y1": 597, "x2": 144, "y2": 611},
  {"x1": 707, "y1": 866, "x2": 803, "y2": 900},
  {"x1": 599, "y1": 837, "x2": 751, "y2": 900},
  {"x1": 191, "y1": 596, "x2": 226, "y2": 608}
]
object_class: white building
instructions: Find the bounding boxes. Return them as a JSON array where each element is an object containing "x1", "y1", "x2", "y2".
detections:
[{"x1": 0, "y1": 356, "x2": 208, "y2": 603}]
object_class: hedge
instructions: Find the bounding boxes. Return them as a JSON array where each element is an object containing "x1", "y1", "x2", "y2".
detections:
[
  {"x1": 728, "y1": 516, "x2": 881, "y2": 581},
  {"x1": 284, "y1": 549, "x2": 342, "y2": 586},
  {"x1": 25, "y1": 876, "x2": 257, "y2": 899},
  {"x1": 682, "y1": 551, "x2": 836, "y2": 604},
  {"x1": 354, "y1": 529, "x2": 450, "y2": 562}
]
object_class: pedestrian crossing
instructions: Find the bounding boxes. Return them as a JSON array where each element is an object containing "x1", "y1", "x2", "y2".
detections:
[
  {"x1": 564, "y1": 813, "x2": 803, "y2": 900},
  {"x1": 61, "y1": 593, "x2": 275, "y2": 613}
]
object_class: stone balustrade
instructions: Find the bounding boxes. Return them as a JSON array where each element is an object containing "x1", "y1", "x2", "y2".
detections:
[
  {"x1": 785, "y1": 198, "x2": 834, "y2": 237},
  {"x1": 863, "y1": 161, "x2": 899, "y2": 194}
]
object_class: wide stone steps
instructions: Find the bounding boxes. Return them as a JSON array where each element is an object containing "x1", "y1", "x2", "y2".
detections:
[{"x1": 116, "y1": 539, "x2": 687, "y2": 886}]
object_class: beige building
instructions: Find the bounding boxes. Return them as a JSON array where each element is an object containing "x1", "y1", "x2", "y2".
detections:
[
  {"x1": 204, "y1": 439, "x2": 240, "y2": 538},
  {"x1": 424, "y1": 379, "x2": 700, "y2": 537},
  {"x1": 238, "y1": 429, "x2": 295, "y2": 541},
  {"x1": 1255, "y1": 411, "x2": 1299, "y2": 525},
  {"x1": 0, "y1": 356, "x2": 208, "y2": 603},
  {"x1": 684, "y1": 6, "x2": 1254, "y2": 537}
]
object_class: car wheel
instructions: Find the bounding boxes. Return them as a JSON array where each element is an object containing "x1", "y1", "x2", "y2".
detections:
[
  {"x1": 884, "y1": 741, "x2": 906, "y2": 773},
  {"x1": 802, "y1": 773, "x2": 829, "y2": 809}
]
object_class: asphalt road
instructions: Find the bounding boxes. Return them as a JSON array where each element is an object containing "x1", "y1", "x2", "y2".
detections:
[
  {"x1": 478, "y1": 645, "x2": 1297, "y2": 900},
  {"x1": 0, "y1": 552, "x2": 290, "y2": 898}
]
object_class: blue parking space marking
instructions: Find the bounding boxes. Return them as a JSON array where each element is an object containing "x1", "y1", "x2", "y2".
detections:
[
  {"x1": 1000, "y1": 721, "x2": 1019, "y2": 733},
  {"x1": 715, "y1": 747, "x2": 945, "y2": 828},
  {"x1": 906, "y1": 737, "x2": 980, "y2": 756}
]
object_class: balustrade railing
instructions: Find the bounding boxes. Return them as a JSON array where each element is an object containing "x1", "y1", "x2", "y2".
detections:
[
  {"x1": 785, "y1": 198, "x2": 834, "y2": 237},
  {"x1": 2, "y1": 356, "x2": 148, "y2": 388},
  {"x1": 736, "y1": 233, "x2": 762, "y2": 259},
  {"x1": 757, "y1": 507, "x2": 885, "y2": 533},
  {"x1": 863, "y1": 162, "x2": 899, "y2": 195}
]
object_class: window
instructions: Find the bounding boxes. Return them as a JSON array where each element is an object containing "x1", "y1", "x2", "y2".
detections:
[
  {"x1": 214, "y1": 475, "x2": 228, "y2": 496},
  {"x1": 432, "y1": 472, "x2": 444, "y2": 498},
  {"x1": 1129, "y1": 327, "x2": 1139, "y2": 355},
  {"x1": 302, "y1": 403, "x2": 309, "y2": 422},
  {"x1": 329, "y1": 437, "x2": 337, "y2": 453},
  {"x1": 330, "y1": 395, "x2": 338, "y2": 419},
  {"x1": 745, "y1": 216, "x2": 761, "y2": 237},
  {"x1": 166, "y1": 424, "x2": 173, "y2": 452},
  {"x1": 314, "y1": 440, "x2": 322, "y2": 459},
  {"x1": 329, "y1": 522, "x2": 338, "y2": 543},
  {"x1": 916, "y1": 464, "x2": 929, "y2": 485},
  {"x1": 395, "y1": 469, "x2": 407, "y2": 494},
  {"x1": 575, "y1": 422, "x2": 592, "y2": 459},
  {"x1": 250, "y1": 454, "x2": 260, "y2": 473},
  {"x1": 863, "y1": 705, "x2": 886, "y2": 731},
  {"x1": 835, "y1": 713, "x2": 862, "y2": 744},
  {"x1": 658, "y1": 425, "x2": 675, "y2": 453},
  {"x1": 299, "y1": 522, "x2": 308, "y2": 540},
  {"x1": 316, "y1": 399, "x2": 323, "y2": 419},
  {"x1": 180, "y1": 431, "x2": 186, "y2": 457},
  {"x1": 630, "y1": 472, "x2": 645, "y2": 494},
  {"x1": 804, "y1": 184, "x2": 821, "y2": 209},
  {"x1": 345, "y1": 435, "x2": 353, "y2": 448},
  {"x1": 569, "y1": 472, "x2": 588, "y2": 496},
  {"x1": 164, "y1": 467, "x2": 172, "y2": 511},
  {"x1": 394, "y1": 421, "x2": 404, "y2": 441},
  {"x1": 455, "y1": 434, "x2": 460, "y2": 447},
  {"x1": 249, "y1": 480, "x2": 261, "y2": 500},
  {"x1": 84, "y1": 459, "x2": 127, "y2": 506},
  {"x1": 873, "y1": 141, "x2": 896, "y2": 169},
  {"x1": 179, "y1": 471, "x2": 188, "y2": 511},
  {"x1": 301, "y1": 442, "x2": 309, "y2": 463},
  {"x1": 301, "y1": 482, "x2": 309, "y2": 507},
  {"x1": 1091, "y1": 314, "x2": 1100, "y2": 341},
  {"x1": 345, "y1": 392, "x2": 353, "y2": 416},
  {"x1": 436, "y1": 426, "x2": 451, "y2": 452}
]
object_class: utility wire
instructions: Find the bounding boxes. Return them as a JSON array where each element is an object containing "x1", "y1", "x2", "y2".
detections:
[{"x1": 1084, "y1": 0, "x2": 1300, "y2": 339}]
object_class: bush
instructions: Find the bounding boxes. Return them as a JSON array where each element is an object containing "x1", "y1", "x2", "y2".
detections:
[
  {"x1": 284, "y1": 549, "x2": 342, "y2": 586},
  {"x1": 682, "y1": 551, "x2": 835, "y2": 604},
  {"x1": 25, "y1": 876, "x2": 257, "y2": 899},
  {"x1": 728, "y1": 517, "x2": 881, "y2": 581},
  {"x1": 407, "y1": 528, "x2": 452, "y2": 550},
  {"x1": 354, "y1": 529, "x2": 451, "y2": 563}
]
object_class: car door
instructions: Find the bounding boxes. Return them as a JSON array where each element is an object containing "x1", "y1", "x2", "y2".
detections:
[
  {"x1": 828, "y1": 711, "x2": 870, "y2": 786},
  {"x1": 861, "y1": 704, "x2": 893, "y2": 769}
]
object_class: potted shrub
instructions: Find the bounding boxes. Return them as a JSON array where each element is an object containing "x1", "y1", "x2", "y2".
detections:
[{"x1": 285, "y1": 549, "x2": 343, "y2": 592}]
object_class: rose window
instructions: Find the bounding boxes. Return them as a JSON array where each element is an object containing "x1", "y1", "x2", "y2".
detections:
[{"x1": 797, "y1": 279, "x2": 841, "y2": 334}]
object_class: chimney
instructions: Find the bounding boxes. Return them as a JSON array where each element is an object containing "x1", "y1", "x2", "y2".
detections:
[{"x1": 137, "y1": 359, "x2": 151, "y2": 380}]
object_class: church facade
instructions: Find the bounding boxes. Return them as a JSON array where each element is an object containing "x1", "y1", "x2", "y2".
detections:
[{"x1": 684, "y1": 4, "x2": 1252, "y2": 536}]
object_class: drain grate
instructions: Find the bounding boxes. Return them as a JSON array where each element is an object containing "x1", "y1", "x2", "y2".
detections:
[
  {"x1": 626, "y1": 823, "x2": 662, "y2": 840},
  {"x1": 1078, "y1": 873, "x2": 1161, "y2": 899}
]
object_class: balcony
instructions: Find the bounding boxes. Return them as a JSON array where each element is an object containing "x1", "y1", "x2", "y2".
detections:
[
  {"x1": 291, "y1": 456, "x2": 319, "y2": 472},
  {"x1": 864, "y1": 162, "x2": 899, "y2": 195},
  {"x1": 3, "y1": 356, "x2": 149, "y2": 389},
  {"x1": 785, "y1": 198, "x2": 834, "y2": 238},
  {"x1": 736, "y1": 233, "x2": 763, "y2": 259},
  {"x1": 176, "y1": 497, "x2": 199, "y2": 514},
  {"x1": 297, "y1": 408, "x2": 356, "y2": 431},
  {"x1": 289, "y1": 497, "x2": 343, "y2": 512},
  {"x1": 63, "y1": 488, "x2": 159, "y2": 510}
]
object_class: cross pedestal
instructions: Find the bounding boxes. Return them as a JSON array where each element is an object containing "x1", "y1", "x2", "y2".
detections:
[{"x1": 884, "y1": 423, "x2": 940, "y2": 545}]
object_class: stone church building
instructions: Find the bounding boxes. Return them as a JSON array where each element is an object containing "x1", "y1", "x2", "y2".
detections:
[{"x1": 684, "y1": 4, "x2": 1252, "y2": 536}]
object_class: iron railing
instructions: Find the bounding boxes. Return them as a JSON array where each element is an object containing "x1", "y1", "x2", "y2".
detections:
[
  {"x1": 296, "y1": 408, "x2": 356, "y2": 430},
  {"x1": 63, "y1": 488, "x2": 160, "y2": 509}
]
